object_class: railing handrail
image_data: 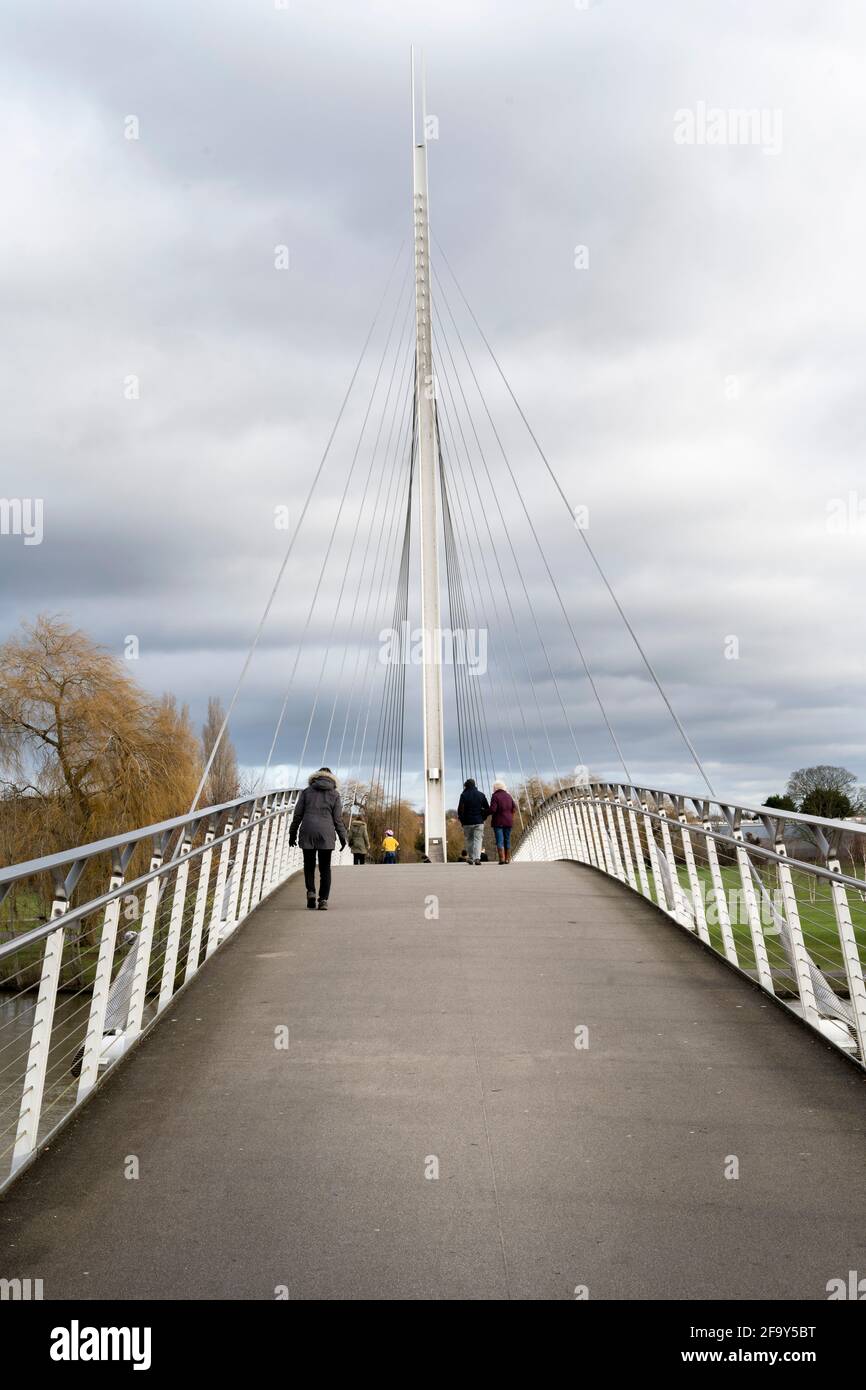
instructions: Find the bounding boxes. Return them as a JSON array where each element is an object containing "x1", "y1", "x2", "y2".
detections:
[
  {"x1": 0, "y1": 788, "x2": 298, "y2": 889},
  {"x1": 533, "y1": 786, "x2": 866, "y2": 894},
  {"x1": 0, "y1": 794, "x2": 298, "y2": 963},
  {"x1": 535, "y1": 781, "x2": 866, "y2": 839}
]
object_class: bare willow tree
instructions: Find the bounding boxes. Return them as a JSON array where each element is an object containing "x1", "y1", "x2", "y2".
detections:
[
  {"x1": 0, "y1": 614, "x2": 201, "y2": 861},
  {"x1": 201, "y1": 696, "x2": 240, "y2": 808}
]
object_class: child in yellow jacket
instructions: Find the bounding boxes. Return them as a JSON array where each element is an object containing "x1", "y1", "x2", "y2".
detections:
[{"x1": 382, "y1": 830, "x2": 399, "y2": 864}]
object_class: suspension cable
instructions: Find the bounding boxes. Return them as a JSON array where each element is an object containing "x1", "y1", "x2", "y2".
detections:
[
  {"x1": 434, "y1": 236, "x2": 714, "y2": 798},
  {"x1": 434, "y1": 275, "x2": 632, "y2": 785},
  {"x1": 189, "y1": 239, "x2": 406, "y2": 813},
  {"x1": 433, "y1": 342, "x2": 560, "y2": 800}
]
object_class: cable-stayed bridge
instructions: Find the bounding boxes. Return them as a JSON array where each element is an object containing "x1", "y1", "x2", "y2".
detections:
[{"x1": 2, "y1": 64, "x2": 866, "y2": 1301}]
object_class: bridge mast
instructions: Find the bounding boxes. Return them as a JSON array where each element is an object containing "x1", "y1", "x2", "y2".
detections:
[{"x1": 412, "y1": 51, "x2": 447, "y2": 861}]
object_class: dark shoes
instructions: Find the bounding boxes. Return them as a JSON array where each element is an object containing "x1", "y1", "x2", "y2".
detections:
[
  {"x1": 306, "y1": 892, "x2": 317, "y2": 910},
  {"x1": 317, "y1": 899, "x2": 328, "y2": 911}
]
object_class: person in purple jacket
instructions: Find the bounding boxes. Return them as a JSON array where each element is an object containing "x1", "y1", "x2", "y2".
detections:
[{"x1": 490, "y1": 781, "x2": 517, "y2": 864}]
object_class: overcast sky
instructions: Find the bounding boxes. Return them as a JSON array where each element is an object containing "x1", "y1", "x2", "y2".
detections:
[{"x1": 1, "y1": 0, "x2": 864, "y2": 811}]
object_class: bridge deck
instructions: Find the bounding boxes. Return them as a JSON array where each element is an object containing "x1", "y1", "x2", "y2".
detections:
[{"x1": 2, "y1": 861, "x2": 866, "y2": 1300}]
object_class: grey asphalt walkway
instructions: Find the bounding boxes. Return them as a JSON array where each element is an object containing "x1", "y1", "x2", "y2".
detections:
[{"x1": 2, "y1": 861, "x2": 866, "y2": 1300}]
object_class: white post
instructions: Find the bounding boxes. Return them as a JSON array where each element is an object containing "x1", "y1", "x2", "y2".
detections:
[
  {"x1": 185, "y1": 827, "x2": 215, "y2": 982},
  {"x1": 157, "y1": 835, "x2": 192, "y2": 1012},
  {"x1": 12, "y1": 898, "x2": 68, "y2": 1171},
  {"x1": 125, "y1": 851, "x2": 164, "y2": 1039},
  {"x1": 413, "y1": 53, "x2": 447, "y2": 862},
  {"x1": 77, "y1": 872, "x2": 124, "y2": 1101}
]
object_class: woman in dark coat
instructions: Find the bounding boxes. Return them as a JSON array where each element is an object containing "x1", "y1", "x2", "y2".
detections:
[
  {"x1": 288, "y1": 768, "x2": 347, "y2": 910},
  {"x1": 489, "y1": 780, "x2": 517, "y2": 864}
]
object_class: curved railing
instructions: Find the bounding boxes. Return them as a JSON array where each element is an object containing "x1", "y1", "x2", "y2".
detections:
[
  {"x1": 0, "y1": 791, "x2": 353, "y2": 1191},
  {"x1": 514, "y1": 781, "x2": 866, "y2": 1068}
]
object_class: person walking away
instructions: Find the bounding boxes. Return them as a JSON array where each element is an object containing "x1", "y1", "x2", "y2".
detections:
[
  {"x1": 457, "y1": 778, "x2": 490, "y2": 864},
  {"x1": 382, "y1": 829, "x2": 399, "y2": 863},
  {"x1": 349, "y1": 817, "x2": 370, "y2": 865},
  {"x1": 490, "y1": 780, "x2": 517, "y2": 864},
  {"x1": 288, "y1": 767, "x2": 347, "y2": 911}
]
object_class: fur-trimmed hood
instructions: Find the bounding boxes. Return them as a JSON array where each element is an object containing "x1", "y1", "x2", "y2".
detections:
[{"x1": 308, "y1": 768, "x2": 337, "y2": 788}]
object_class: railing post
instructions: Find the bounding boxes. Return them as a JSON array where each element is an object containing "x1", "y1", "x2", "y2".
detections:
[
  {"x1": 578, "y1": 791, "x2": 598, "y2": 868},
  {"x1": 77, "y1": 852, "x2": 131, "y2": 1101},
  {"x1": 125, "y1": 839, "x2": 168, "y2": 1039},
  {"x1": 624, "y1": 788, "x2": 651, "y2": 898},
  {"x1": 565, "y1": 798, "x2": 582, "y2": 861},
  {"x1": 184, "y1": 821, "x2": 216, "y2": 982},
  {"x1": 769, "y1": 823, "x2": 819, "y2": 1027},
  {"x1": 540, "y1": 804, "x2": 552, "y2": 860},
  {"x1": 639, "y1": 791, "x2": 668, "y2": 910},
  {"x1": 583, "y1": 795, "x2": 603, "y2": 867},
  {"x1": 265, "y1": 793, "x2": 287, "y2": 893},
  {"x1": 699, "y1": 803, "x2": 738, "y2": 964},
  {"x1": 655, "y1": 794, "x2": 693, "y2": 927},
  {"x1": 728, "y1": 810, "x2": 774, "y2": 993},
  {"x1": 221, "y1": 805, "x2": 252, "y2": 940},
  {"x1": 824, "y1": 831, "x2": 866, "y2": 1059},
  {"x1": 555, "y1": 797, "x2": 568, "y2": 858},
  {"x1": 676, "y1": 797, "x2": 710, "y2": 944},
  {"x1": 568, "y1": 797, "x2": 587, "y2": 862},
  {"x1": 606, "y1": 787, "x2": 636, "y2": 888},
  {"x1": 157, "y1": 825, "x2": 197, "y2": 1013},
  {"x1": 250, "y1": 796, "x2": 274, "y2": 910},
  {"x1": 11, "y1": 892, "x2": 69, "y2": 1172},
  {"x1": 551, "y1": 800, "x2": 561, "y2": 857},
  {"x1": 236, "y1": 799, "x2": 263, "y2": 924},
  {"x1": 205, "y1": 812, "x2": 236, "y2": 958},
  {"x1": 592, "y1": 794, "x2": 617, "y2": 876},
  {"x1": 600, "y1": 786, "x2": 627, "y2": 882},
  {"x1": 268, "y1": 795, "x2": 290, "y2": 891}
]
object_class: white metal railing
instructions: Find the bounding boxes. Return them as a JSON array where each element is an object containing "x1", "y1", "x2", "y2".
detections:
[
  {"x1": 514, "y1": 782, "x2": 866, "y2": 1067},
  {"x1": 0, "y1": 790, "x2": 353, "y2": 1191}
]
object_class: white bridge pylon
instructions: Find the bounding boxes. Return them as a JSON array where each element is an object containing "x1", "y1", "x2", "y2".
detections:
[{"x1": 412, "y1": 49, "x2": 447, "y2": 861}]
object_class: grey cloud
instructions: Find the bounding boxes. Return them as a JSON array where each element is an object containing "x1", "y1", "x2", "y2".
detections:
[{"x1": 1, "y1": 0, "x2": 863, "y2": 811}]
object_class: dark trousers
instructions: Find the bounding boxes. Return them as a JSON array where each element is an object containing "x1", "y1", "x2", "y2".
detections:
[
  {"x1": 353, "y1": 853, "x2": 366, "y2": 865},
  {"x1": 303, "y1": 848, "x2": 332, "y2": 900}
]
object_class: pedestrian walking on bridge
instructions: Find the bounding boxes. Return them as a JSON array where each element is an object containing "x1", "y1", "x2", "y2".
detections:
[
  {"x1": 457, "y1": 778, "x2": 490, "y2": 864},
  {"x1": 490, "y1": 781, "x2": 516, "y2": 863},
  {"x1": 288, "y1": 768, "x2": 347, "y2": 911},
  {"x1": 349, "y1": 818, "x2": 370, "y2": 865}
]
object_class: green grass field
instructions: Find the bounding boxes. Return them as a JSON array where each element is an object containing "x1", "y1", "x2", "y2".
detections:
[{"x1": 661, "y1": 862, "x2": 866, "y2": 990}]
